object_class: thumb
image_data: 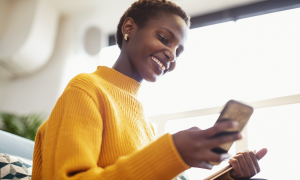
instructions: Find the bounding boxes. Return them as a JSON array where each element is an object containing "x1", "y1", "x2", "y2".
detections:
[{"x1": 256, "y1": 148, "x2": 268, "y2": 160}]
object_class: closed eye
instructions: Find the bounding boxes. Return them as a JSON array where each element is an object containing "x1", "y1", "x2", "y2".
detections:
[{"x1": 158, "y1": 34, "x2": 168, "y2": 44}]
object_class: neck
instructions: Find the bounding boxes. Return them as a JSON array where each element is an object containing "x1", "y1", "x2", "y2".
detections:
[{"x1": 112, "y1": 50, "x2": 143, "y2": 83}]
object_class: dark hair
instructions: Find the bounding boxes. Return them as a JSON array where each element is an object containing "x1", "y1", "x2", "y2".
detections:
[{"x1": 116, "y1": 0, "x2": 190, "y2": 49}]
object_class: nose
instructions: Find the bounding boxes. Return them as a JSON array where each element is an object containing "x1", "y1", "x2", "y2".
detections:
[{"x1": 164, "y1": 48, "x2": 176, "y2": 62}]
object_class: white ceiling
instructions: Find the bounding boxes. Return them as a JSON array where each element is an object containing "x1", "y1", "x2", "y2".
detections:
[{"x1": 49, "y1": 0, "x2": 264, "y2": 33}]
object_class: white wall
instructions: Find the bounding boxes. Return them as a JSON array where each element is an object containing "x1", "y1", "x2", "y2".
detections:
[
  {"x1": 0, "y1": 0, "x2": 13, "y2": 79},
  {"x1": 0, "y1": 14, "x2": 102, "y2": 117},
  {"x1": 0, "y1": 0, "x2": 11, "y2": 38},
  {"x1": 0, "y1": 16, "x2": 68, "y2": 116},
  {"x1": 0, "y1": 0, "x2": 59, "y2": 77}
]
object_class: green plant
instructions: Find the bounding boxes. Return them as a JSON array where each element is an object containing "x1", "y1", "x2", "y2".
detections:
[{"x1": 0, "y1": 112, "x2": 44, "y2": 141}]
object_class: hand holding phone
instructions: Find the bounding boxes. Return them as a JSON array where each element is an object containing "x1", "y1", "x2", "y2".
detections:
[
  {"x1": 209, "y1": 100, "x2": 253, "y2": 165},
  {"x1": 171, "y1": 100, "x2": 250, "y2": 169},
  {"x1": 172, "y1": 119, "x2": 242, "y2": 169}
]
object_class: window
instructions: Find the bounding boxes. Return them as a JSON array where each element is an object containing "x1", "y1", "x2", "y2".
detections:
[
  {"x1": 99, "y1": 7, "x2": 300, "y2": 180},
  {"x1": 247, "y1": 103, "x2": 300, "y2": 180}
]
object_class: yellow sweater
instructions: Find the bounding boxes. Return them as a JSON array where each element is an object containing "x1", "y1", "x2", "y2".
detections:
[{"x1": 32, "y1": 66, "x2": 232, "y2": 180}]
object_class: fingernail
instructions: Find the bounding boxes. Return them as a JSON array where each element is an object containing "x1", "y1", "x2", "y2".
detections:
[
  {"x1": 220, "y1": 153, "x2": 232, "y2": 160},
  {"x1": 238, "y1": 133, "x2": 242, "y2": 139},
  {"x1": 232, "y1": 121, "x2": 238, "y2": 127}
]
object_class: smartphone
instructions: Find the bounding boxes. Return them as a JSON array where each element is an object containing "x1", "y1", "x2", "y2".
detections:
[{"x1": 209, "y1": 100, "x2": 253, "y2": 165}]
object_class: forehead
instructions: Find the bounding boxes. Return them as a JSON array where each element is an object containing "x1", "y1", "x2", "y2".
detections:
[{"x1": 144, "y1": 13, "x2": 188, "y2": 44}]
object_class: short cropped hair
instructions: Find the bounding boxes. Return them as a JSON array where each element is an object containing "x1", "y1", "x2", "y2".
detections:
[{"x1": 116, "y1": 0, "x2": 190, "y2": 49}]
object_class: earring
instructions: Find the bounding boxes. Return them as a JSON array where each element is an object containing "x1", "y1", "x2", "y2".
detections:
[{"x1": 124, "y1": 34, "x2": 128, "y2": 40}]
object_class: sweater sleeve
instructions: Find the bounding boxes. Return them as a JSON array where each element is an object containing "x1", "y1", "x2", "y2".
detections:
[{"x1": 52, "y1": 87, "x2": 190, "y2": 180}]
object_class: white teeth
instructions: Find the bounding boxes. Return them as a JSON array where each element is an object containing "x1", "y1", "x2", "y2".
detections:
[{"x1": 151, "y1": 56, "x2": 166, "y2": 70}]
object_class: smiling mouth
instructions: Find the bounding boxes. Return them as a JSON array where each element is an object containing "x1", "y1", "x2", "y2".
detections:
[{"x1": 151, "y1": 56, "x2": 166, "y2": 71}]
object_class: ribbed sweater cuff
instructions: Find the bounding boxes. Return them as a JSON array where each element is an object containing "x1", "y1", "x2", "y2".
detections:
[{"x1": 122, "y1": 133, "x2": 190, "y2": 179}]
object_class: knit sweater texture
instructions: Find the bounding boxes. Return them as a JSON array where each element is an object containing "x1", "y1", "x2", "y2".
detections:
[{"x1": 32, "y1": 66, "x2": 232, "y2": 180}]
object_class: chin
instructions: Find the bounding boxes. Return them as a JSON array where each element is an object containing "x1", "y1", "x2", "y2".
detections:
[
  {"x1": 143, "y1": 73, "x2": 160, "y2": 82},
  {"x1": 144, "y1": 76, "x2": 159, "y2": 83},
  {"x1": 140, "y1": 69, "x2": 161, "y2": 82}
]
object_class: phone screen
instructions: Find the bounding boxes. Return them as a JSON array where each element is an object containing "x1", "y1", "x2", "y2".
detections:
[{"x1": 209, "y1": 100, "x2": 253, "y2": 165}]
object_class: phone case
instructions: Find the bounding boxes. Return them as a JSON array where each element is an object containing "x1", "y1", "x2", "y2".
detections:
[{"x1": 209, "y1": 100, "x2": 253, "y2": 165}]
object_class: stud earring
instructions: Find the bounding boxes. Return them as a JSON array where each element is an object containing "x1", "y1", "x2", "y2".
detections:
[{"x1": 124, "y1": 34, "x2": 128, "y2": 40}]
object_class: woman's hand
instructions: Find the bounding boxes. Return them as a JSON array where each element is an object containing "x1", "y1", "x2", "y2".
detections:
[
  {"x1": 172, "y1": 121, "x2": 242, "y2": 169},
  {"x1": 229, "y1": 148, "x2": 268, "y2": 179}
]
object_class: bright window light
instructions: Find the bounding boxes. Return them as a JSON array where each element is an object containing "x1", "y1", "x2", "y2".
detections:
[
  {"x1": 98, "y1": 7, "x2": 300, "y2": 180},
  {"x1": 98, "y1": 8, "x2": 300, "y2": 116},
  {"x1": 247, "y1": 103, "x2": 300, "y2": 179},
  {"x1": 139, "y1": 7, "x2": 300, "y2": 117},
  {"x1": 98, "y1": 45, "x2": 120, "y2": 68}
]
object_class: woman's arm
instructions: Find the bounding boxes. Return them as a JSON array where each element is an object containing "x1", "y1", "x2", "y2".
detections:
[{"x1": 33, "y1": 87, "x2": 189, "y2": 180}]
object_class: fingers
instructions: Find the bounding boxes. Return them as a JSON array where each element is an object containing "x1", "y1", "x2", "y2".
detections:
[
  {"x1": 204, "y1": 132, "x2": 242, "y2": 148},
  {"x1": 229, "y1": 158, "x2": 243, "y2": 178},
  {"x1": 243, "y1": 151, "x2": 257, "y2": 176},
  {"x1": 250, "y1": 151, "x2": 260, "y2": 173},
  {"x1": 256, "y1": 148, "x2": 268, "y2": 160},
  {"x1": 230, "y1": 149, "x2": 267, "y2": 179},
  {"x1": 201, "y1": 121, "x2": 238, "y2": 138},
  {"x1": 235, "y1": 154, "x2": 251, "y2": 177}
]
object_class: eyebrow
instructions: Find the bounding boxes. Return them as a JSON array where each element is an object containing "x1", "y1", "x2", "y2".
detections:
[{"x1": 158, "y1": 27, "x2": 175, "y2": 38}]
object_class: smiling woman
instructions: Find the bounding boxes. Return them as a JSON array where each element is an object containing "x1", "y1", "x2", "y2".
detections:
[
  {"x1": 113, "y1": 0, "x2": 189, "y2": 82},
  {"x1": 31, "y1": 1, "x2": 266, "y2": 180}
]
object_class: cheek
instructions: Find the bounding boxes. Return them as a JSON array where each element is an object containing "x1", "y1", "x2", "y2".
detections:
[
  {"x1": 139, "y1": 37, "x2": 161, "y2": 57},
  {"x1": 136, "y1": 32, "x2": 161, "y2": 53},
  {"x1": 130, "y1": 36, "x2": 162, "y2": 65}
]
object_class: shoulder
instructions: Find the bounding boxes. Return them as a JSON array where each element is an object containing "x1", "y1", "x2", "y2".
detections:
[
  {"x1": 69, "y1": 73, "x2": 100, "y2": 89},
  {"x1": 62, "y1": 72, "x2": 106, "y2": 104},
  {"x1": 67, "y1": 72, "x2": 103, "y2": 93}
]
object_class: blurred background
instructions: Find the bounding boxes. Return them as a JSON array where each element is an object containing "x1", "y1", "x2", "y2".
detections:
[{"x1": 0, "y1": 0, "x2": 299, "y2": 179}]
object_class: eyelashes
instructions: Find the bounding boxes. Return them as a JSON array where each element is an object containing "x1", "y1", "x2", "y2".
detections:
[
  {"x1": 158, "y1": 34, "x2": 168, "y2": 44},
  {"x1": 157, "y1": 33, "x2": 180, "y2": 58}
]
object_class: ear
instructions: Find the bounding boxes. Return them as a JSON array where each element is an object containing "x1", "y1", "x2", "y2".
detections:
[{"x1": 121, "y1": 17, "x2": 135, "y2": 39}]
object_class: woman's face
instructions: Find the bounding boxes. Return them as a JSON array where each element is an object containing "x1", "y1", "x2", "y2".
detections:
[{"x1": 126, "y1": 13, "x2": 188, "y2": 82}]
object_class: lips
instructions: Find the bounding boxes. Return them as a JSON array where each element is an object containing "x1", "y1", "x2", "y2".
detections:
[{"x1": 151, "y1": 56, "x2": 166, "y2": 71}]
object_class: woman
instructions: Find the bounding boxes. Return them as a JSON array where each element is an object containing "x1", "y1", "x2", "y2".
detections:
[{"x1": 32, "y1": 0, "x2": 267, "y2": 179}]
